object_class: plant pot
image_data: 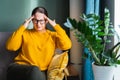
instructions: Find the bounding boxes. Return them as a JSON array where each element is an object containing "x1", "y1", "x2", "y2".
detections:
[
  {"x1": 114, "y1": 64, "x2": 120, "y2": 80},
  {"x1": 92, "y1": 63, "x2": 115, "y2": 80}
]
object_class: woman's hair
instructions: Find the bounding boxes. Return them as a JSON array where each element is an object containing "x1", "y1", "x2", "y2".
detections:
[{"x1": 31, "y1": 6, "x2": 48, "y2": 17}]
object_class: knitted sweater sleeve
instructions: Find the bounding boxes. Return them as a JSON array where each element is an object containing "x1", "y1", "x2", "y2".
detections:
[
  {"x1": 6, "y1": 25, "x2": 26, "y2": 51},
  {"x1": 53, "y1": 24, "x2": 72, "y2": 50}
]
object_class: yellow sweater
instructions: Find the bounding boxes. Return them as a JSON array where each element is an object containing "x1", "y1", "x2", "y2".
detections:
[{"x1": 6, "y1": 24, "x2": 72, "y2": 70}]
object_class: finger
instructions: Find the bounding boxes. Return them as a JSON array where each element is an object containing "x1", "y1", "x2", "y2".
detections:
[
  {"x1": 43, "y1": 14, "x2": 48, "y2": 20},
  {"x1": 53, "y1": 19, "x2": 56, "y2": 22},
  {"x1": 28, "y1": 16, "x2": 34, "y2": 21},
  {"x1": 31, "y1": 16, "x2": 34, "y2": 19},
  {"x1": 25, "y1": 19, "x2": 27, "y2": 22},
  {"x1": 24, "y1": 17, "x2": 33, "y2": 24}
]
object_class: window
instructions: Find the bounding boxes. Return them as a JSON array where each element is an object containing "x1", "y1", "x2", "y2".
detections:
[{"x1": 114, "y1": 0, "x2": 120, "y2": 44}]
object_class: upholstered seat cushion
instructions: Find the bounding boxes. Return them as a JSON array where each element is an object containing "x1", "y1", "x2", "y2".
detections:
[{"x1": 0, "y1": 32, "x2": 18, "y2": 80}]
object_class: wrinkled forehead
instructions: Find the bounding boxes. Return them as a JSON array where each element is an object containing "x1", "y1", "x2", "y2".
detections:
[{"x1": 34, "y1": 12, "x2": 44, "y2": 20}]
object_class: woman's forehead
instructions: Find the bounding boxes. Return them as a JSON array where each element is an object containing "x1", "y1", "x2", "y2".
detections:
[{"x1": 34, "y1": 12, "x2": 44, "y2": 19}]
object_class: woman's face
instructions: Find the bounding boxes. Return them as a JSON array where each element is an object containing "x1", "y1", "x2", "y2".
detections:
[{"x1": 32, "y1": 12, "x2": 46, "y2": 31}]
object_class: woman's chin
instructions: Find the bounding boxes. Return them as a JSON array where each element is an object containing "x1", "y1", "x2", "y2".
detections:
[{"x1": 35, "y1": 28, "x2": 43, "y2": 31}]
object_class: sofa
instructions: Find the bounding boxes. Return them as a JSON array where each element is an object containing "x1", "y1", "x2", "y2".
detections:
[
  {"x1": 0, "y1": 32, "x2": 66, "y2": 80},
  {"x1": 0, "y1": 32, "x2": 80, "y2": 80},
  {"x1": 0, "y1": 32, "x2": 19, "y2": 80}
]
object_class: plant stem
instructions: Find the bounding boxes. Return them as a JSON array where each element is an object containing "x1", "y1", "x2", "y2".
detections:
[{"x1": 89, "y1": 45, "x2": 101, "y2": 65}]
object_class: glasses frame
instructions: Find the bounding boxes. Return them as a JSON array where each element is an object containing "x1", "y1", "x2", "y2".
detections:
[{"x1": 32, "y1": 19, "x2": 46, "y2": 25}]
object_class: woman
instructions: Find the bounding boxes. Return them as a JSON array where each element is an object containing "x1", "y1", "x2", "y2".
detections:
[{"x1": 6, "y1": 6, "x2": 71, "y2": 80}]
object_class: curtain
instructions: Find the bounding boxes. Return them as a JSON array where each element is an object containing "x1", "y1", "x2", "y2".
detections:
[{"x1": 82, "y1": 0, "x2": 100, "y2": 80}]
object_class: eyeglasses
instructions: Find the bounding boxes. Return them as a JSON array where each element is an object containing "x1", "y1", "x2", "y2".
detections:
[{"x1": 32, "y1": 19, "x2": 45, "y2": 24}]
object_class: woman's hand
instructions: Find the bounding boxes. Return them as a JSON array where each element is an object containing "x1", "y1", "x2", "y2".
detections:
[
  {"x1": 23, "y1": 16, "x2": 34, "y2": 28},
  {"x1": 44, "y1": 15, "x2": 56, "y2": 27}
]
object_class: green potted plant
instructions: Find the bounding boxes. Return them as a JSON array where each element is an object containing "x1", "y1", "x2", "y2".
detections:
[{"x1": 64, "y1": 8, "x2": 120, "y2": 80}]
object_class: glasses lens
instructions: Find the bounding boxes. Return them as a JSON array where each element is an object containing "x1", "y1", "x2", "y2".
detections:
[
  {"x1": 39, "y1": 20, "x2": 45, "y2": 24},
  {"x1": 32, "y1": 19, "x2": 45, "y2": 24}
]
